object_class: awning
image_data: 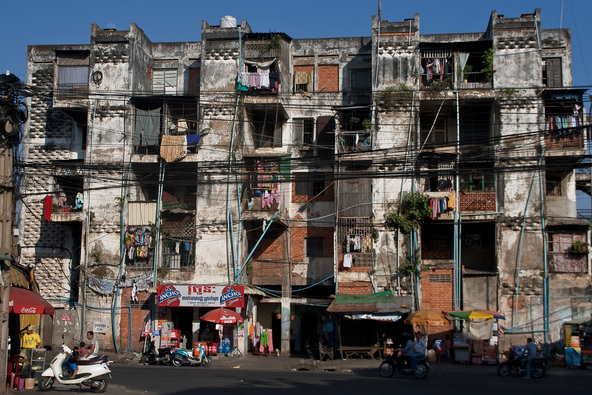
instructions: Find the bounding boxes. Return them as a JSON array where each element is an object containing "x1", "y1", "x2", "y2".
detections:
[
  {"x1": 9, "y1": 286, "x2": 55, "y2": 315},
  {"x1": 327, "y1": 290, "x2": 412, "y2": 318}
]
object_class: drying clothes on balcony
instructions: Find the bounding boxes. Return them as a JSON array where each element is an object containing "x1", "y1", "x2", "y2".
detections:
[
  {"x1": 295, "y1": 71, "x2": 311, "y2": 85},
  {"x1": 343, "y1": 253, "x2": 353, "y2": 268},
  {"x1": 548, "y1": 115, "x2": 581, "y2": 138},
  {"x1": 237, "y1": 72, "x2": 280, "y2": 90},
  {"x1": 185, "y1": 134, "x2": 200, "y2": 145},
  {"x1": 428, "y1": 195, "x2": 455, "y2": 219},
  {"x1": 160, "y1": 135, "x2": 186, "y2": 162}
]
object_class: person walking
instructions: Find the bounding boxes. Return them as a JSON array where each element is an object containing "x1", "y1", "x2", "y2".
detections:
[{"x1": 524, "y1": 337, "x2": 537, "y2": 379}]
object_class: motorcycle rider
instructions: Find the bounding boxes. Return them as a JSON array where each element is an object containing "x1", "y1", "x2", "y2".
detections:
[
  {"x1": 71, "y1": 331, "x2": 99, "y2": 379},
  {"x1": 401, "y1": 333, "x2": 416, "y2": 370},
  {"x1": 524, "y1": 338, "x2": 537, "y2": 379}
]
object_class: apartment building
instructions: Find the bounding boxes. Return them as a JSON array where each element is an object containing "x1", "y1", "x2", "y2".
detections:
[{"x1": 20, "y1": 9, "x2": 589, "y2": 355}]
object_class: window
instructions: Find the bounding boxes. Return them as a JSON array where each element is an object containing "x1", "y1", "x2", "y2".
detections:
[
  {"x1": 153, "y1": 69, "x2": 177, "y2": 95},
  {"x1": 543, "y1": 58, "x2": 562, "y2": 88},
  {"x1": 350, "y1": 68, "x2": 371, "y2": 91},
  {"x1": 294, "y1": 173, "x2": 326, "y2": 197},
  {"x1": 546, "y1": 170, "x2": 566, "y2": 196},
  {"x1": 306, "y1": 237, "x2": 325, "y2": 257},
  {"x1": 249, "y1": 107, "x2": 284, "y2": 148},
  {"x1": 57, "y1": 52, "x2": 89, "y2": 100},
  {"x1": 294, "y1": 65, "x2": 314, "y2": 93},
  {"x1": 548, "y1": 231, "x2": 587, "y2": 273},
  {"x1": 429, "y1": 274, "x2": 452, "y2": 283},
  {"x1": 294, "y1": 118, "x2": 314, "y2": 145},
  {"x1": 420, "y1": 116, "x2": 451, "y2": 145}
]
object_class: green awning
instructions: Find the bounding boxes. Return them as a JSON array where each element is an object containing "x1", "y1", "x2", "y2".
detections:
[{"x1": 334, "y1": 290, "x2": 394, "y2": 304}]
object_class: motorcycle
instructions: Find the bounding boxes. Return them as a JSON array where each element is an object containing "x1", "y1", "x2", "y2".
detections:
[
  {"x1": 141, "y1": 340, "x2": 173, "y2": 365},
  {"x1": 38, "y1": 344, "x2": 112, "y2": 393},
  {"x1": 498, "y1": 346, "x2": 546, "y2": 378},
  {"x1": 379, "y1": 353, "x2": 429, "y2": 379},
  {"x1": 171, "y1": 342, "x2": 212, "y2": 367}
]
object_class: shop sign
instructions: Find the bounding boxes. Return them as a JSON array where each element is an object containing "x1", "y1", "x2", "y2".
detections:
[
  {"x1": 61, "y1": 314, "x2": 71, "y2": 321},
  {"x1": 93, "y1": 322, "x2": 108, "y2": 334},
  {"x1": 157, "y1": 285, "x2": 244, "y2": 308}
]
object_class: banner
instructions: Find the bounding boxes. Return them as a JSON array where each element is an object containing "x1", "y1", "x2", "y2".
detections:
[{"x1": 157, "y1": 285, "x2": 244, "y2": 308}]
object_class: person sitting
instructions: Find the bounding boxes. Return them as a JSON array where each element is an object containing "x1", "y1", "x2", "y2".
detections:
[
  {"x1": 78, "y1": 341, "x2": 88, "y2": 357},
  {"x1": 71, "y1": 331, "x2": 99, "y2": 379},
  {"x1": 63, "y1": 346, "x2": 79, "y2": 378}
]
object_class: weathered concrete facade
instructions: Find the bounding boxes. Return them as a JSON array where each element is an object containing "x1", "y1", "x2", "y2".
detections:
[{"x1": 20, "y1": 9, "x2": 589, "y2": 355}]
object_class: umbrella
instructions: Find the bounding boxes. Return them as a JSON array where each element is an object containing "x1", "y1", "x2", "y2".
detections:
[
  {"x1": 404, "y1": 309, "x2": 450, "y2": 326},
  {"x1": 447, "y1": 310, "x2": 505, "y2": 320},
  {"x1": 200, "y1": 307, "x2": 244, "y2": 324},
  {"x1": 9, "y1": 286, "x2": 55, "y2": 315}
]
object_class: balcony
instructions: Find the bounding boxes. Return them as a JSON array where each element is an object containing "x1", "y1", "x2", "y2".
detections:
[
  {"x1": 338, "y1": 131, "x2": 371, "y2": 153},
  {"x1": 56, "y1": 83, "x2": 89, "y2": 101},
  {"x1": 458, "y1": 72, "x2": 492, "y2": 90}
]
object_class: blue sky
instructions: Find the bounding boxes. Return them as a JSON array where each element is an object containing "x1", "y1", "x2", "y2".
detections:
[
  {"x1": 1, "y1": 0, "x2": 590, "y2": 88},
  {"x1": 2, "y1": 1, "x2": 591, "y2": 209}
]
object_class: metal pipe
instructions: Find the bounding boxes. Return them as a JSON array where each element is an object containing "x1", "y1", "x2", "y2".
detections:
[
  {"x1": 236, "y1": 212, "x2": 279, "y2": 281},
  {"x1": 82, "y1": 99, "x2": 97, "y2": 339},
  {"x1": 537, "y1": 148, "x2": 549, "y2": 355},
  {"x1": 113, "y1": 101, "x2": 131, "y2": 353},
  {"x1": 512, "y1": 152, "x2": 542, "y2": 328}
]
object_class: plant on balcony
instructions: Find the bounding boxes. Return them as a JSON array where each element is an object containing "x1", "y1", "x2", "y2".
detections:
[
  {"x1": 362, "y1": 118, "x2": 372, "y2": 131},
  {"x1": 386, "y1": 192, "x2": 432, "y2": 234},
  {"x1": 571, "y1": 241, "x2": 589, "y2": 253},
  {"x1": 480, "y1": 48, "x2": 494, "y2": 82},
  {"x1": 399, "y1": 248, "x2": 424, "y2": 276}
]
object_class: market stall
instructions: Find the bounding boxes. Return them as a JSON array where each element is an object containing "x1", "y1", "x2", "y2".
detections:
[
  {"x1": 562, "y1": 317, "x2": 592, "y2": 367},
  {"x1": 446, "y1": 309, "x2": 505, "y2": 365}
]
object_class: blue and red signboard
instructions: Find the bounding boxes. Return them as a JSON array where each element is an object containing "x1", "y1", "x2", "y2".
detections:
[{"x1": 157, "y1": 285, "x2": 244, "y2": 308}]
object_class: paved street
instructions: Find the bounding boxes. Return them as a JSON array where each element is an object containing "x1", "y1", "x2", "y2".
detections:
[{"x1": 29, "y1": 356, "x2": 591, "y2": 395}]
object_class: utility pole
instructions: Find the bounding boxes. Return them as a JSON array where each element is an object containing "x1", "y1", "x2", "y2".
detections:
[{"x1": 0, "y1": 72, "x2": 31, "y2": 394}]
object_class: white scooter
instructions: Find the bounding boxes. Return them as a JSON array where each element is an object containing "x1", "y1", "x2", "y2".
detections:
[{"x1": 38, "y1": 344, "x2": 112, "y2": 393}]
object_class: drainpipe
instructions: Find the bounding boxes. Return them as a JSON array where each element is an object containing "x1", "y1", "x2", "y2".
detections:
[
  {"x1": 226, "y1": 26, "x2": 242, "y2": 284},
  {"x1": 397, "y1": 92, "x2": 416, "y2": 295},
  {"x1": 82, "y1": 99, "x2": 97, "y2": 339},
  {"x1": 113, "y1": 104, "x2": 131, "y2": 353},
  {"x1": 538, "y1": 149, "x2": 549, "y2": 356},
  {"x1": 454, "y1": 91, "x2": 461, "y2": 313},
  {"x1": 334, "y1": 115, "x2": 341, "y2": 294}
]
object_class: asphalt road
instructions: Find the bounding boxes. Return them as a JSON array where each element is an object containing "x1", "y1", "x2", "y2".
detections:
[{"x1": 32, "y1": 364, "x2": 591, "y2": 395}]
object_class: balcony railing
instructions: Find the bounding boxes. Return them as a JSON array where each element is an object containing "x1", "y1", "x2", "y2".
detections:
[
  {"x1": 338, "y1": 131, "x2": 371, "y2": 153},
  {"x1": 458, "y1": 72, "x2": 492, "y2": 89},
  {"x1": 56, "y1": 84, "x2": 89, "y2": 100}
]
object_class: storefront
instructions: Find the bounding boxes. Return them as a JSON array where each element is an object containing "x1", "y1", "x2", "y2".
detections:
[
  {"x1": 155, "y1": 285, "x2": 245, "y2": 355},
  {"x1": 562, "y1": 317, "x2": 592, "y2": 367}
]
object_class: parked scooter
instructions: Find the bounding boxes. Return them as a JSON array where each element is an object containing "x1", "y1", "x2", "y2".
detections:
[
  {"x1": 38, "y1": 344, "x2": 112, "y2": 392},
  {"x1": 171, "y1": 342, "x2": 212, "y2": 367},
  {"x1": 498, "y1": 346, "x2": 546, "y2": 378},
  {"x1": 141, "y1": 340, "x2": 173, "y2": 365},
  {"x1": 379, "y1": 353, "x2": 429, "y2": 379}
]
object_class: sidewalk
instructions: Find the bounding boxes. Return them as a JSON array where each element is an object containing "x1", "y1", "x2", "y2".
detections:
[{"x1": 109, "y1": 351, "x2": 590, "y2": 378}]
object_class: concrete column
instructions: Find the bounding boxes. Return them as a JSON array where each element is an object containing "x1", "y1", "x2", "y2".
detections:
[{"x1": 280, "y1": 297, "x2": 291, "y2": 354}]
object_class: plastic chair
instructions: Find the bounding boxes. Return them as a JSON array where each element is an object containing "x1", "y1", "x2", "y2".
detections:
[{"x1": 6, "y1": 355, "x2": 22, "y2": 390}]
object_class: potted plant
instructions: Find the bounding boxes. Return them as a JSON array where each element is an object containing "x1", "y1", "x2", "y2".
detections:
[
  {"x1": 571, "y1": 241, "x2": 589, "y2": 253},
  {"x1": 362, "y1": 118, "x2": 372, "y2": 132},
  {"x1": 274, "y1": 307, "x2": 282, "y2": 319}
]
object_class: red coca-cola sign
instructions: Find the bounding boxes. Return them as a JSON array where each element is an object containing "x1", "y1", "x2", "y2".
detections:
[{"x1": 20, "y1": 307, "x2": 38, "y2": 314}]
